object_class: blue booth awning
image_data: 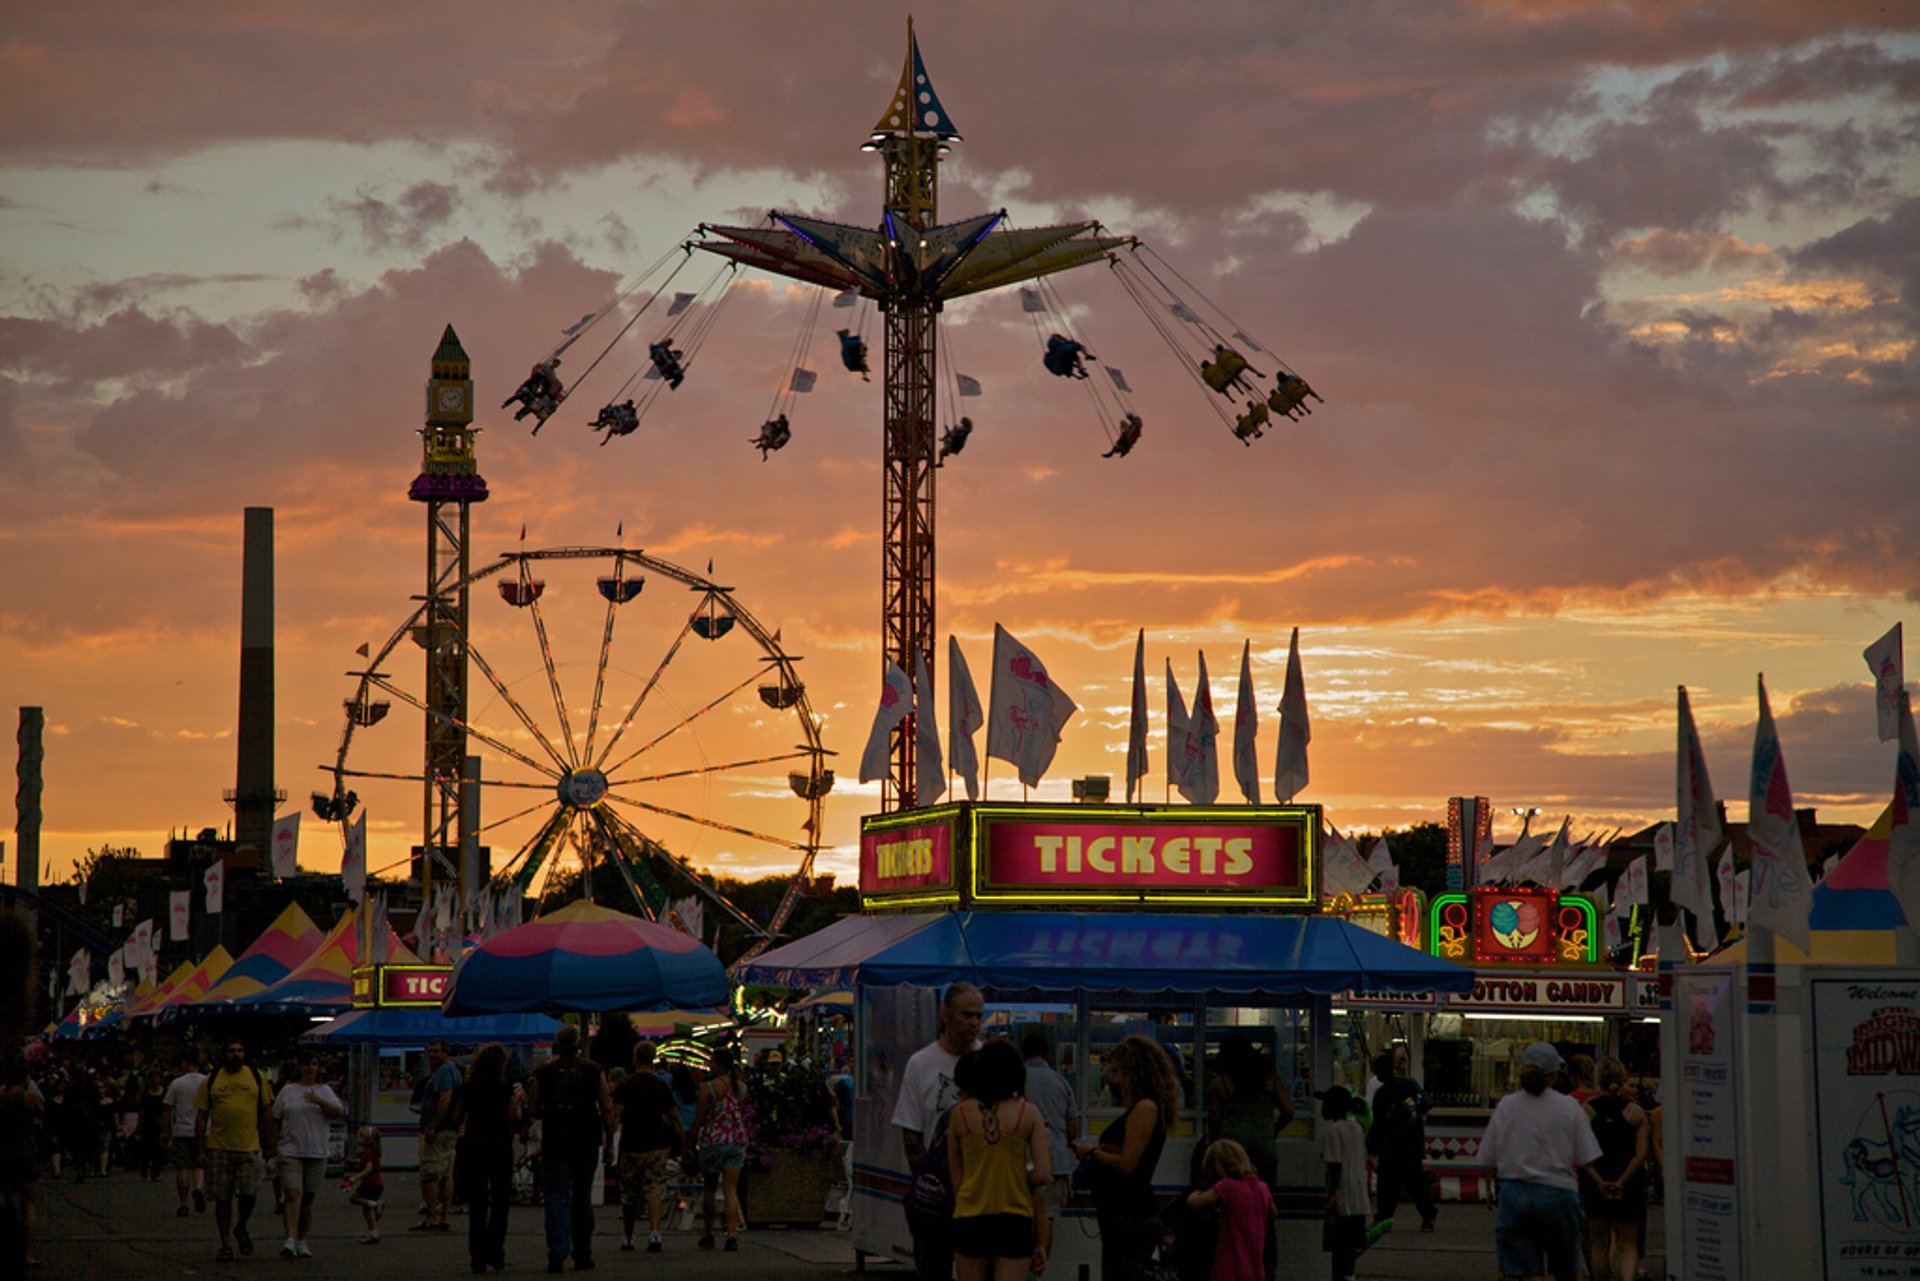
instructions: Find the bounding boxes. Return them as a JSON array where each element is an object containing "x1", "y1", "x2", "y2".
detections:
[
  {"x1": 736, "y1": 911, "x2": 1474, "y2": 999},
  {"x1": 301, "y1": 1007, "x2": 564, "y2": 1046}
]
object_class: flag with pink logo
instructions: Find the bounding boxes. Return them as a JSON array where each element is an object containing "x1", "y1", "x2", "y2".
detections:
[
  {"x1": 1747, "y1": 675, "x2": 1812, "y2": 951},
  {"x1": 1865, "y1": 623, "x2": 1903, "y2": 742},
  {"x1": 1183, "y1": 652, "x2": 1221, "y2": 805},
  {"x1": 1674, "y1": 686, "x2": 1721, "y2": 939},
  {"x1": 948, "y1": 635, "x2": 983, "y2": 801},
  {"x1": 858, "y1": 660, "x2": 915, "y2": 783},
  {"x1": 269, "y1": 812, "x2": 300, "y2": 879},
  {"x1": 169, "y1": 890, "x2": 190, "y2": 940},
  {"x1": 1273, "y1": 628, "x2": 1311, "y2": 803},
  {"x1": 985, "y1": 626, "x2": 1077, "y2": 788},
  {"x1": 914, "y1": 651, "x2": 944, "y2": 805},
  {"x1": 1232, "y1": 640, "x2": 1260, "y2": 805},
  {"x1": 203, "y1": 860, "x2": 225, "y2": 914}
]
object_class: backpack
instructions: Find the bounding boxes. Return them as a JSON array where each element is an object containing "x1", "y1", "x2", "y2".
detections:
[
  {"x1": 539, "y1": 1059, "x2": 602, "y2": 1152},
  {"x1": 904, "y1": 1108, "x2": 954, "y2": 1224}
]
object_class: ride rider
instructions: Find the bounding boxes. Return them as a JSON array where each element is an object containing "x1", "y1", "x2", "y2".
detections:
[
  {"x1": 1103, "y1": 413, "x2": 1143, "y2": 458},
  {"x1": 751, "y1": 414, "x2": 792, "y2": 460},
  {"x1": 937, "y1": 417, "x2": 973, "y2": 466},
  {"x1": 591, "y1": 400, "x2": 639, "y2": 445},
  {"x1": 648, "y1": 340, "x2": 686, "y2": 390},
  {"x1": 1042, "y1": 334, "x2": 1092, "y2": 379},
  {"x1": 838, "y1": 329, "x2": 871, "y2": 381},
  {"x1": 504, "y1": 359, "x2": 565, "y2": 424}
]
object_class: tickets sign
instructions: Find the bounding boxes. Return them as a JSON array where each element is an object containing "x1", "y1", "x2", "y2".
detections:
[
  {"x1": 353, "y1": 963, "x2": 451, "y2": 1008},
  {"x1": 859, "y1": 815, "x2": 959, "y2": 907}
]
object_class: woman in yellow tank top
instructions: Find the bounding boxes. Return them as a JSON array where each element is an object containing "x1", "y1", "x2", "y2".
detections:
[{"x1": 946, "y1": 1040, "x2": 1053, "y2": 1281}]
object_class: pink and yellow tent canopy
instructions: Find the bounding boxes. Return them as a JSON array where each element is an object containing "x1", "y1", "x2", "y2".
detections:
[
  {"x1": 135, "y1": 946, "x2": 236, "y2": 1019},
  {"x1": 1722, "y1": 803, "x2": 1906, "y2": 965},
  {"x1": 190, "y1": 903, "x2": 323, "y2": 1009},
  {"x1": 238, "y1": 903, "x2": 420, "y2": 1014}
]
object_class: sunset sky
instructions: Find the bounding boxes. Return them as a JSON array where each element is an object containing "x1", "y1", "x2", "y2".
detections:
[{"x1": 3, "y1": 2, "x2": 1916, "y2": 894}]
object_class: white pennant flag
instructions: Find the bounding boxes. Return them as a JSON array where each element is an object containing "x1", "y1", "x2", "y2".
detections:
[
  {"x1": 1230, "y1": 329, "x2": 1266, "y2": 354},
  {"x1": 1674, "y1": 686, "x2": 1722, "y2": 939},
  {"x1": 914, "y1": 650, "x2": 945, "y2": 806},
  {"x1": 69, "y1": 948, "x2": 90, "y2": 996},
  {"x1": 984, "y1": 625, "x2": 1077, "y2": 788},
  {"x1": 1865, "y1": 623, "x2": 1904, "y2": 742},
  {"x1": 1168, "y1": 299, "x2": 1200, "y2": 322},
  {"x1": 107, "y1": 947, "x2": 125, "y2": 990},
  {"x1": 341, "y1": 812, "x2": 367, "y2": 902},
  {"x1": 1126, "y1": 630, "x2": 1149, "y2": 804},
  {"x1": 1541, "y1": 818, "x2": 1572, "y2": 889},
  {"x1": 832, "y1": 288, "x2": 857, "y2": 309},
  {"x1": 1232, "y1": 640, "x2": 1260, "y2": 805},
  {"x1": 1321, "y1": 826, "x2": 1374, "y2": 896},
  {"x1": 1186, "y1": 652, "x2": 1221, "y2": 805},
  {"x1": 203, "y1": 860, "x2": 225, "y2": 914},
  {"x1": 1561, "y1": 842, "x2": 1607, "y2": 889},
  {"x1": 112, "y1": 904, "x2": 123, "y2": 929},
  {"x1": 1367, "y1": 834, "x2": 1395, "y2": 877},
  {"x1": 858, "y1": 660, "x2": 915, "y2": 783},
  {"x1": 790, "y1": 367, "x2": 817, "y2": 393},
  {"x1": 1273, "y1": 628, "x2": 1311, "y2": 803},
  {"x1": 169, "y1": 890, "x2": 190, "y2": 941},
  {"x1": 131, "y1": 919, "x2": 154, "y2": 974},
  {"x1": 1652, "y1": 821, "x2": 1675, "y2": 873},
  {"x1": 1019, "y1": 286, "x2": 1046, "y2": 314},
  {"x1": 1888, "y1": 690, "x2": 1920, "y2": 932},
  {"x1": 1627, "y1": 854, "x2": 1650, "y2": 906},
  {"x1": 1166, "y1": 662, "x2": 1195, "y2": 800},
  {"x1": 956, "y1": 373, "x2": 983, "y2": 397},
  {"x1": 948, "y1": 635, "x2": 984, "y2": 801},
  {"x1": 1748, "y1": 674, "x2": 1813, "y2": 952},
  {"x1": 1716, "y1": 847, "x2": 1737, "y2": 935},
  {"x1": 1733, "y1": 869, "x2": 1750, "y2": 925},
  {"x1": 270, "y1": 812, "x2": 300, "y2": 879}
]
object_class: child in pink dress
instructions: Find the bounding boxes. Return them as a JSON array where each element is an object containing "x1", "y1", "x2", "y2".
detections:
[{"x1": 1186, "y1": 1138, "x2": 1274, "y2": 1281}]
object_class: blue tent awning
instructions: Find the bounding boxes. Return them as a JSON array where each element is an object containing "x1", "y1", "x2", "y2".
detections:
[
  {"x1": 300, "y1": 1007, "x2": 564, "y2": 1047},
  {"x1": 736, "y1": 911, "x2": 1474, "y2": 1000}
]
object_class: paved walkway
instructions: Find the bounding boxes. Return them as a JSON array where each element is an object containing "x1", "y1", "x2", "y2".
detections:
[{"x1": 29, "y1": 1169, "x2": 1666, "y2": 1281}]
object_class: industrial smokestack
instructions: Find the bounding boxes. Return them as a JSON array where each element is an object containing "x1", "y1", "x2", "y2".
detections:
[
  {"x1": 14, "y1": 706, "x2": 41, "y2": 893},
  {"x1": 232, "y1": 507, "x2": 277, "y2": 859}
]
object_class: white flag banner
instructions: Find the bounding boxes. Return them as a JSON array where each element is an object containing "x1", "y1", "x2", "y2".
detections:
[
  {"x1": 1561, "y1": 842, "x2": 1607, "y2": 889},
  {"x1": 831, "y1": 288, "x2": 857, "y2": 309},
  {"x1": 1321, "y1": 826, "x2": 1374, "y2": 896},
  {"x1": 342, "y1": 812, "x2": 367, "y2": 903},
  {"x1": 672, "y1": 895, "x2": 704, "y2": 942},
  {"x1": 1673, "y1": 686, "x2": 1722, "y2": 935},
  {"x1": 1166, "y1": 662, "x2": 1200, "y2": 802},
  {"x1": 665, "y1": 291, "x2": 696, "y2": 316},
  {"x1": 476, "y1": 889, "x2": 496, "y2": 941},
  {"x1": 1733, "y1": 869, "x2": 1750, "y2": 925},
  {"x1": 914, "y1": 650, "x2": 945, "y2": 805},
  {"x1": 169, "y1": 890, "x2": 190, "y2": 941},
  {"x1": 270, "y1": 812, "x2": 300, "y2": 879},
  {"x1": 107, "y1": 947, "x2": 125, "y2": 990},
  {"x1": 1716, "y1": 847, "x2": 1737, "y2": 933},
  {"x1": 858, "y1": 660, "x2": 915, "y2": 784},
  {"x1": 1019, "y1": 286, "x2": 1046, "y2": 313},
  {"x1": 1232, "y1": 640, "x2": 1260, "y2": 805},
  {"x1": 68, "y1": 948, "x2": 89, "y2": 996},
  {"x1": 1106, "y1": 366, "x2": 1133, "y2": 394},
  {"x1": 112, "y1": 904, "x2": 123, "y2": 929},
  {"x1": 370, "y1": 890, "x2": 391, "y2": 963},
  {"x1": 1378, "y1": 863, "x2": 1401, "y2": 891},
  {"x1": 1652, "y1": 821, "x2": 1675, "y2": 873},
  {"x1": 1888, "y1": 690, "x2": 1920, "y2": 931},
  {"x1": 1627, "y1": 856, "x2": 1651, "y2": 911},
  {"x1": 1748, "y1": 674, "x2": 1813, "y2": 952},
  {"x1": 1367, "y1": 834, "x2": 1395, "y2": 877},
  {"x1": 948, "y1": 635, "x2": 984, "y2": 801},
  {"x1": 131, "y1": 919, "x2": 154, "y2": 971},
  {"x1": 956, "y1": 373, "x2": 982, "y2": 397},
  {"x1": 496, "y1": 887, "x2": 521, "y2": 933},
  {"x1": 1487, "y1": 832, "x2": 1545, "y2": 885},
  {"x1": 1865, "y1": 622, "x2": 1904, "y2": 742},
  {"x1": 789, "y1": 367, "x2": 817, "y2": 393},
  {"x1": 203, "y1": 860, "x2": 225, "y2": 914},
  {"x1": 1604, "y1": 911, "x2": 1623, "y2": 953},
  {"x1": 984, "y1": 625, "x2": 1077, "y2": 788},
  {"x1": 1185, "y1": 652, "x2": 1221, "y2": 805},
  {"x1": 1125, "y1": 630, "x2": 1149, "y2": 804},
  {"x1": 1272, "y1": 628, "x2": 1311, "y2": 803}
]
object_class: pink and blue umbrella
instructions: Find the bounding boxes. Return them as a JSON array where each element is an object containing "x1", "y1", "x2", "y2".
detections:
[{"x1": 442, "y1": 899, "x2": 729, "y2": 1015}]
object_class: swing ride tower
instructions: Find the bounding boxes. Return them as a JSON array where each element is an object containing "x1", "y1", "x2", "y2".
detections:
[{"x1": 696, "y1": 21, "x2": 1129, "y2": 809}]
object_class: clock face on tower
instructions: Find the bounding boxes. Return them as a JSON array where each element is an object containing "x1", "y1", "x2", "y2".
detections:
[{"x1": 435, "y1": 384, "x2": 466, "y2": 414}]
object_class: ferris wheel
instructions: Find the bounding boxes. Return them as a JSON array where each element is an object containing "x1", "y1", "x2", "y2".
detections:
[{"x1": 322, "y1": 544, "x2": 834, "y2": 945}]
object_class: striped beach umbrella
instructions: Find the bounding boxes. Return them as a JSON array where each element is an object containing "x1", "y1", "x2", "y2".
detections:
[{"x1": 442, "y1": 899, "x2": 729, "y2": 1015}]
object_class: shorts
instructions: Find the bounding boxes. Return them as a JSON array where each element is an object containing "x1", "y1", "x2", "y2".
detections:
[
  {"x1": 419, "y1": 1129, "x2": 458, "y2": 1178},
  {"x1": 1494, "y1": 1179, "x2": 1585, "y2": 1281},
  {"x1": 952, "y1": 1212, "x2": 1035, "y2": 1261},
  {"x1": 698, "y1": 1143, "x2": 746, "y2": 1176},
  {"x1": 170, "y1": 1136, "x2": 203, "y2": 1170},
  {"x1": 205, "y1": 1148, "x2": 264, "y2": 1201},
  {"x1": 352, "y1": 1177, "x2": 385, "y2": 1203},
  {"x1": 280, "y1": 1156, "x2": 326, "y2": 1196},
  {"x1": 619, "y1": 1148, "x2": 672, "y2": 1207}
]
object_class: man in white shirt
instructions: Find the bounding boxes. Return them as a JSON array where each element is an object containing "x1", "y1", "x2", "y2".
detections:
[
  {"x1": 891, "y1": 982, "x2": 983, "y2": 1281},
  {"x1": 1477, "y1": 1043, "x2": 1601, "y2": 1281},
  {"x1": 162, "y1": 1053, "x2": 208, "y2": 1217}
]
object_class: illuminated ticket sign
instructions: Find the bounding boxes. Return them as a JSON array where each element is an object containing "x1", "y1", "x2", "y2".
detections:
[
  {"x1": 353, "y1": 964, "x2": 452, "y2": 1008},
  {"x1": 859, "y1": 802, "x2": 1318, "y2": 910}
]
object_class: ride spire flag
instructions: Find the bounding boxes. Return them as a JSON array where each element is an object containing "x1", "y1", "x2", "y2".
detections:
[
  {"x1": 203, "y1": 860, "x2": 224, "y2": 914},
  {"x1": 1273, "y1": 628, "x2": 1311, "y2": 803},
  {"x1": 832, "y1": 288, "x2": 857, "y2": 308},
  {"x1": 561, "y1": 311, "x2": 596, "y2": 336},
  {"x1": 1865, "y1": 622, "x2": 1904, "y2": 742},
  {"x1": 68, "y1": 947, "x2": 89, "y2": 996},
  {"x1": 1106, "y1": 366, "x2": 1134, "y2": 394},
  {"x1": 1888, "y1": 689, "x2": 1920, "y2": 931},
  {"x1": 1542, "y1": 817, "x2": 1572, "y2": 888},
  {"x1": 790, "y1": 367, "x2": 817, "y2": 393},
  {"x1": 1232, "y1": 639, "x2": 1260, "y2": 805},
  {"x1": 1168, "y1": 299, "x2": 1200, "y2": 322},
  {"x1": 984, "y1": 625, "x2": 1077, "y2": 788},
  {"x1": 1126, "y1": 630, "x2": 1149, "y2": 804},
  {"x1": 168, "y1": 890, "x2": 189, "y2": 940},
  {"x1": 665, "y1": 291, "x2": 696, "y2": 317},
  {"x1": 1748, "y1": 674, "x2": 1813, "y2": 952},
  {"x1": 1674, "y1": 686, "x2": 1722, "y2": 939},
  {"x1": 914, "y1": 650, "x2": 945, "y2": 805},
  {"x1": 1231, "y1": 329, "x2": 1266, "y2": 354},
  {"x1": 948, "y1": 635, "x2": 983, "y2": 801},
  {"x1": 1019, "y1": 286, "x2": 1046, "y2": 313},
  {"x1": 956, "y1": 373, "x2": 982, "y2": 397},
  {"x1": 341, "y1": 812, "x2": 367, "y2": 903},
  {"x1": 858, "y1": 660, "x2": 915, "y2": 783},
  {"x1": 269, "y1": 812, "x2": 300, "y2": 879}
]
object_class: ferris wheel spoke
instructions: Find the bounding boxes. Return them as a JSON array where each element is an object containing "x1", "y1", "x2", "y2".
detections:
[
  {"x1": 608, "y1": 746, "x2": 819, "y2": 788},
  {"x1": 584, "y1": 806, "x2": 662, "y2": 919},
  {"x1": 466, "y1": 638, "x2": 573, "y2": 774},
  {"x1": 523, "y1": 588, "x2": 580, "y2": 768},
  {"x1": 602, "y1": 788, "x2": 814, "y2": 853},
  {"x1": 478, "y1": 795, "x2": 563, "y2": 834},
  {"x1": 364, "y1": 673, "x2": 560, "y2": 781},
  {"x1": 591, "y1": 611, "x2": 698, "y2": 772},
  {"x1": 601, "y1": 663, "x2": 777, "y2": 777},
  {"x1": 499, "y1": 804, "x2": 576, "y2": 899},
  {"x1": 596, "y1": 803, "x2": 767, "y2": 936},
  {"x1": 581, "y1": 559, "x2": 631, "y2": 763}
]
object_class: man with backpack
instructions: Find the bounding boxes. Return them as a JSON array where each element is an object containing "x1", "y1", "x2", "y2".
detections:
[
  {"x1": 195, "y1": 1039, "x2": 276, "y2": 1262},
  {"x1": 1367, "y1": 1051, "x2": 1437, "y2": 1234},
  {"x1": 892, "y1": 982, "x2": 983, "y2": 1281},
  {"x1": 528, "y1": 1024, "x2": 614, "y2": 1274}
]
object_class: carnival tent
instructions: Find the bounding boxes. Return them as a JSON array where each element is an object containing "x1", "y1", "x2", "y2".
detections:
[
  {"x1": 188, "y1": 903, "x2": 324, "y2": 1010},
  {"x1": 1721, "y1": 802, "x2": 1905, "y2": 964},
  {"x1": 123, "y1": 961, "x2": 197, "y2": 1021},
  {"x1": 736, "y1": 910, "x2": 1478, "y2": 998},
  {"x1": 442, "y1": 899, "x2": 728, "y2": 1015},
  {"x1": 236, "y1": 904, "x2": 421, "y2": 1015},
  {"x1": 136, "y1": 945, "x2": 235, "y2": 1020}
]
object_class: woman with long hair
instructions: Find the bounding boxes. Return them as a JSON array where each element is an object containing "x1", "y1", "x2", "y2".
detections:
[
  {"x1": 1580, "y1": 1057, "x2": 1649, "y2": 1281},
  {"x1": 1075, "y1": 1036, "x2": 1179, "y2": 1281},
  {"x1": 947, "y1": 1040, "x2": 1051, "y2": 1281},
  {"x1": 690, "y1": 1049, "x2": 750, "y2": 1252},
  {"x1": 452, "y1": 1042, "x2": 520, "y2": 1274}
]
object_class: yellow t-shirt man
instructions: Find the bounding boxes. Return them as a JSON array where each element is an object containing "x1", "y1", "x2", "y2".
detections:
[{"x1": 195, "y1": 1065, "x2": 275, "y2": 1152}]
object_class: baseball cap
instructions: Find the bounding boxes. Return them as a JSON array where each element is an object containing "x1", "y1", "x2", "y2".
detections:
[{"x1": 1520, "y1": 1042, "x2": 1564, "y2": 1074}]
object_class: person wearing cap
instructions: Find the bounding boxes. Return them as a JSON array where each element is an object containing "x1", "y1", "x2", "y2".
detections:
[
  {"x1": 1315, "y1": 1086, "x2": 1368, "y2": 1281},
  {"x1": 1478, "y1": 1043, "x2": 1602, "y2": 1281}
]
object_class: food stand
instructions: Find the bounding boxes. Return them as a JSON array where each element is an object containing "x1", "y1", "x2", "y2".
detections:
[{"x1": 736, "y1": 801, "x2": 1475, "y2": 1280}]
